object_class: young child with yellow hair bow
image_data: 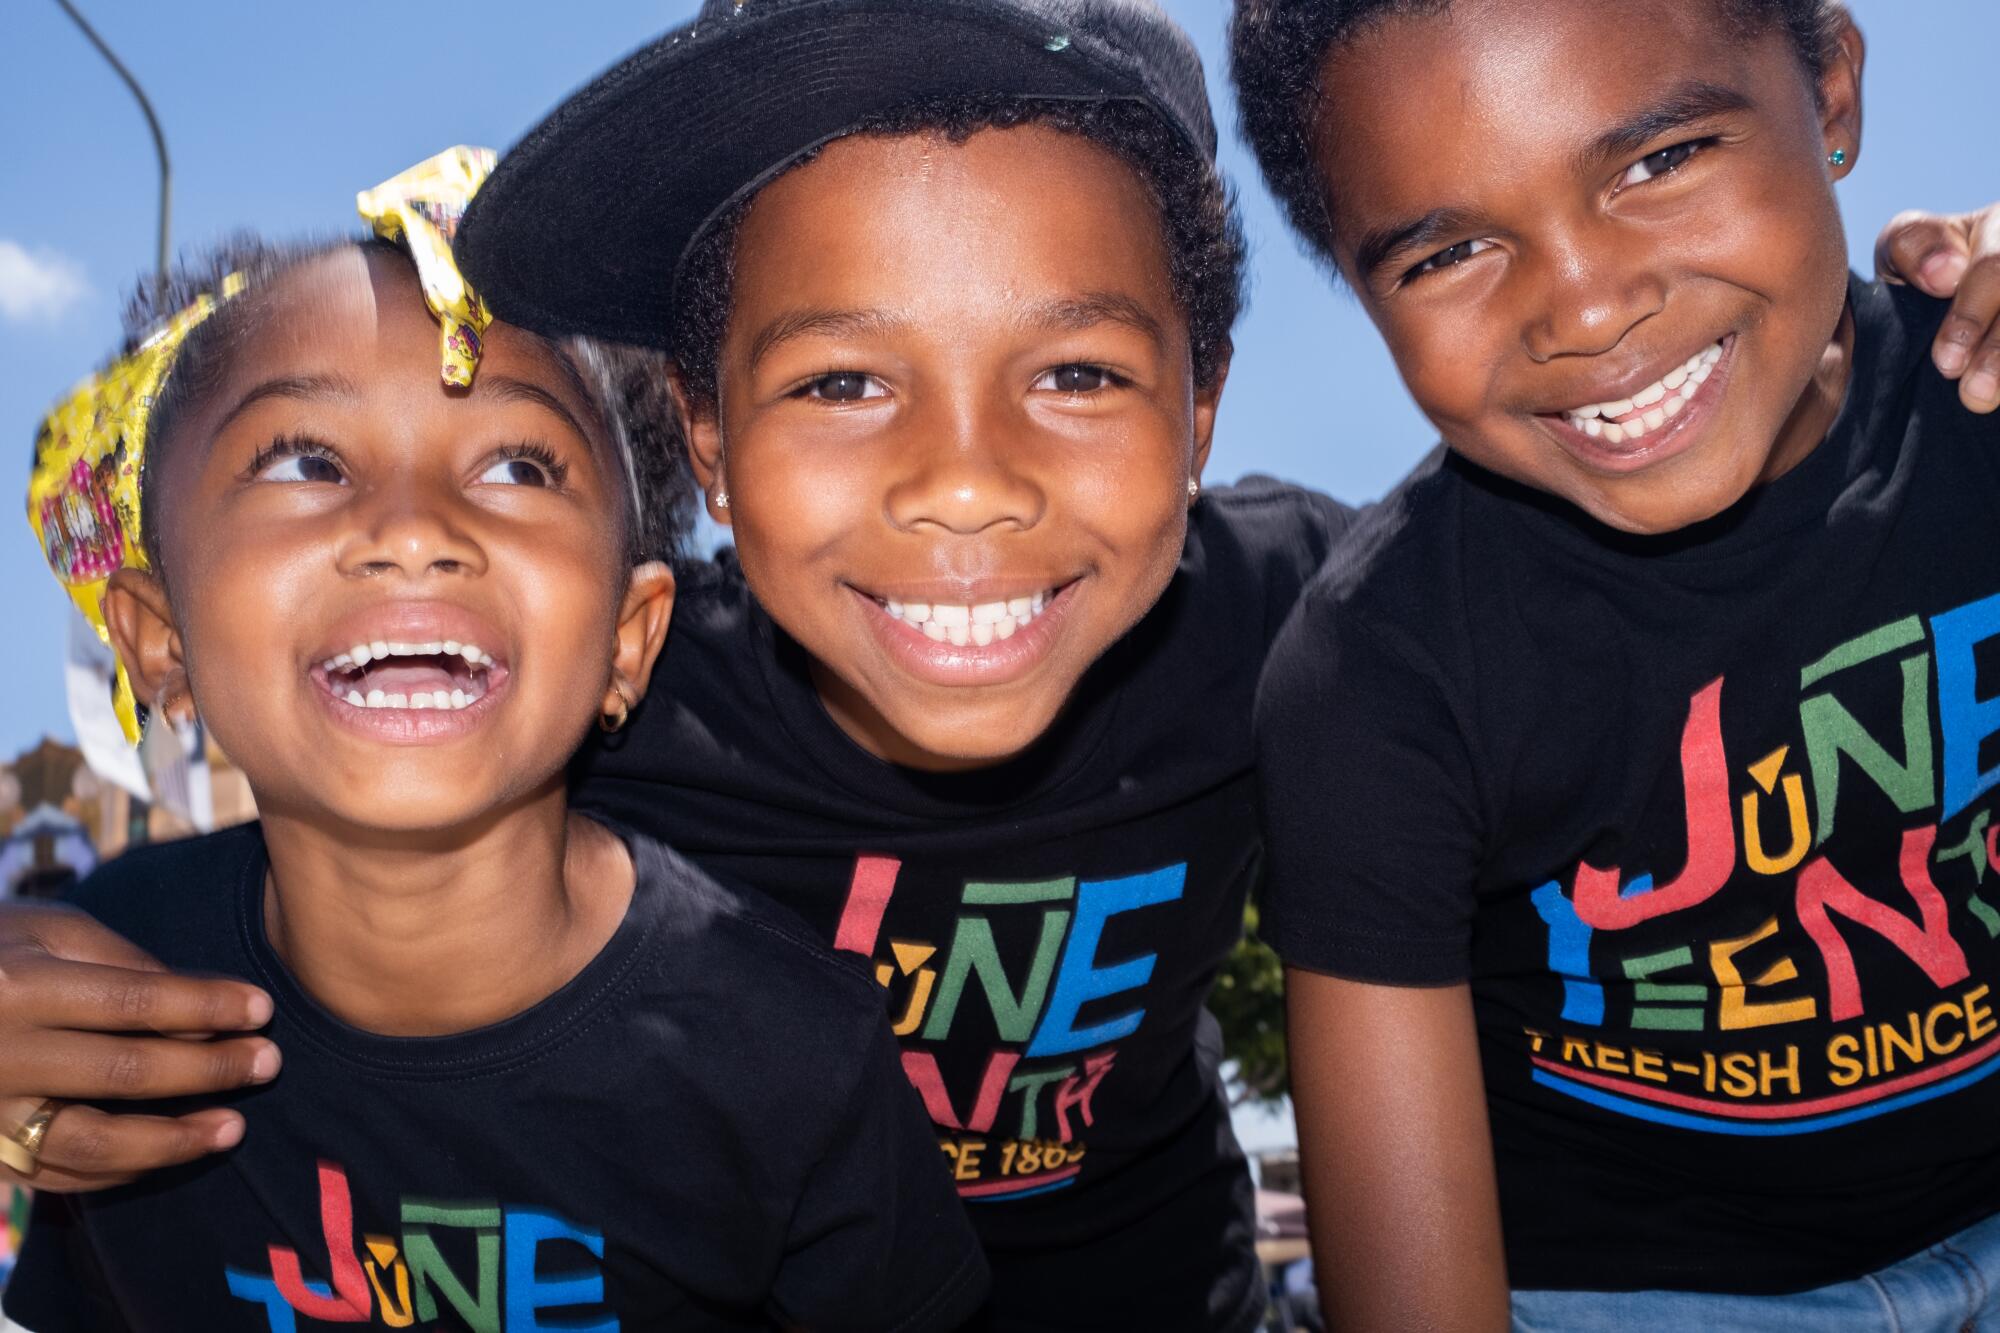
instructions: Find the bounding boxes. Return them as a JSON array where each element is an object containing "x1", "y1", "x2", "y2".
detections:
[{"x1": 3, "y1": 149, "x2": 985, "y2": 1333}]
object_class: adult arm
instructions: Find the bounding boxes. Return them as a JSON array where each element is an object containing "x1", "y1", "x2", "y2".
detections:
[
  {"x1": 0, "y1": 901, "x2": 277, "y2": 1191},
  {"x1": 1875, "y1": 203, "x2": 2000, "y2": 411},
  {"x1": 1288, "y1": 969, "x2": 1507, "y2": 1332}
]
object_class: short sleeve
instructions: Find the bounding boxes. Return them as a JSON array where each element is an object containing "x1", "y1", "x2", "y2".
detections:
[
  {"x1": 767, "y1": 1019, "x2": 989, "y2": 1332},
  {"x1": 3, "y1": 1193, "x2": 129, "y2": 1333},
  {"x1": 1198, "y1": 479, "x2": 1368, "y2": 647},
  {"x1": 1254, "y1": 596, "x2": 1485, "y2": 985},
  {"x1": 1221, "y1": 475, "x2": 1364, "y2": 554}
]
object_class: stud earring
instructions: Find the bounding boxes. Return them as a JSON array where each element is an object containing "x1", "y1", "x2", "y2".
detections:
[
  {"x1": 1187, "y1": 477, "x2": 1200, "y2": 500},
  {"x1": 713, "y1": 489, "x2": 729, "y2": 510},
  {"x1": 1827, "y1": 147, "x2": 1847, "y2": 167}
]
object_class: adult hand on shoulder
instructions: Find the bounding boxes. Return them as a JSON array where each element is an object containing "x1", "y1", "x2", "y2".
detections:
[
  {"x1": 1875, "y1": 204, "x2": 2000, "y2": 413},
  {"x1": 0, "y1": 902, "x2": 278, "y2": 1191}
]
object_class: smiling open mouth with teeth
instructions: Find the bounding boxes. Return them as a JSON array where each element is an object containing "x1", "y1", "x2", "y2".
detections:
[
  {"x1": 319, "y1": 640, "x2": 497, "y2": 711},
  {"x1": 1561, "y1": 340, "x2": 1725, "y2": 445},
  {"x1": 876, "y1": 590, "x2": 1052, "y2": 647}
]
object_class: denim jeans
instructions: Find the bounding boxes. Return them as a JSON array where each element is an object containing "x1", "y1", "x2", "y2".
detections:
[{"x1": 1512, "y1": 1210, "x2": 2000, "y2": 1332}]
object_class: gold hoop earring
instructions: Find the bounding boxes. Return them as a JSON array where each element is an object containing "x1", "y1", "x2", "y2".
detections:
[
  {"x1": 599, "y1": 681, "x2": 632, "y2": 733},
  {"x1": 155, "y1": 681, "x2": 196, "y2": 728}
]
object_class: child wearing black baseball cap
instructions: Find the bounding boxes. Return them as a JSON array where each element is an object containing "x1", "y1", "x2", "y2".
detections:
[{"x1": 456, "y1": 5, "x2": 1345, "y2": 1326}]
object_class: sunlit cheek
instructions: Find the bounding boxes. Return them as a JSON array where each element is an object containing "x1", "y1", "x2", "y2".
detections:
[
  {"x1": 735, "y1": 441, "x2": 871, "y2": 546},
  {"x1": 1074, "y1": 418, "x2": 1184, "y2": 510},
  {"x1": 1392, "y1": 333, "x2": 1476, "y2": 434},
  {"x1": 515, "y1": 543, "x2": 625, "y2": 658},
  {"x1": 177, "y1": 553, "x2": 293, "y2": 681}
]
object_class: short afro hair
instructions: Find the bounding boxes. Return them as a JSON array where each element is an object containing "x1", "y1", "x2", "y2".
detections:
[
  {"x1": 668, "y1": 93, "x2": 1245, "y2": 407},
  {"x1": 1230, "y1": 0, "x2": 1850, "y2": 271},
  {"x1": 124, "y1": 234, "x2": 697, "y2": 576}
]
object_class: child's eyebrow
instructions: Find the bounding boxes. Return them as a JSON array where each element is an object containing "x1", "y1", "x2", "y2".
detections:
[
  {"x1": 748, "y1": 308, "x2": 907, "y2": 369},
  {"x1": 747, "y1": 293, "x2": 1167, "y2": 368},
  {"x1": 1020, "y1": 293, "x2": 1167, "y2": 350},
  {"x1": 1581, "y1": 80, "x2": 1756, "y2": 172},
  {"x1": 214, "y1": 374, "x2": 359, "y2": 437},
  {"x1": 475, "y1": 373, "x2": 597, "y2": 444}
]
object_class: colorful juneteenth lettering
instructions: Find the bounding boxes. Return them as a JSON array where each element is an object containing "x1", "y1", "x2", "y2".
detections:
[
  {"x1": 1571, "y1": 678, "x2": 1735, "y2": 932},
  {"x1": 1028, "y1": 865, "x2": 1187, "y2": 1057},
  {"x1": 833, "y1": 856, "x2": 1187, "y2": 1198},
  {"x1": 224, "y1": 1162, "x2": 613, "y2": 1331},
  {"x1": 1796, "y1": 827, "x2": 1968, "y2": 1022},
  {"x1": 1524, "y1": 589, "x2": 2000, "y2": 1134},
  {"x1": 1935, "y1": 592, "x2": 2000, "y2": 822}
]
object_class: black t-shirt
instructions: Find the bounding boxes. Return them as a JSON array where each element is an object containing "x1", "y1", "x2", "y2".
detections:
[
  {"x1": 1257, "y1": 277, "x2": 2000, "y2": 1293},
  {"x1": 2, "y1": 823, "x2": 987, "y2": 1331},
  {"x1": 578, "y1": 480, "x2": 1354, "y2": 1331}
]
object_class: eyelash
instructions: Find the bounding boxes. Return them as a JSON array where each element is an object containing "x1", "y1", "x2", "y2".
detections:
[
  {"x1": 1034, "y1": 363, "x2": 1129, "y2": 394},
  {"x1": 485, "y1": 442, "x2": 570, "y2": 487},
  {"x1": 1403, "y1": 239, "x2": 1495, "y2": 285},
  {"x1": 1619, "y1": 136, "x2": 1716, "y2": 189},
  {"x1": 242, "y1": 437, "x2": 569, "y2": 488},
  {"x1": 245, "y1": 434, "x2": 342, "y2": 480},
  {"x1": 792, "y1": 371, "x2": 883, "y2": 403}
]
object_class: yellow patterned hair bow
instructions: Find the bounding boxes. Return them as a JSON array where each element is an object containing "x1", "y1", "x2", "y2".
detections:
[
  {"x1": 357, "y1": 145, "x2": 497, "y2": 390},
  {"x1": 27, "y1": 275, "x2": 245, "y2": 742},
  {"x1": 27, "y1": 146, "x2": 498, "y2": 743}
]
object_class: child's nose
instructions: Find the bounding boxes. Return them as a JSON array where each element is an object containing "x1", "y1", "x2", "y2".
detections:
[
  {"x1": 1520, "y1": 241, "x2": 1667, "y2": 364},
  {"x1": 882, "y1": 397, "x2": 1046, "y2": 536},
  {"x1": 337, "y1": 481, "x2": 487, "y2": 579}
]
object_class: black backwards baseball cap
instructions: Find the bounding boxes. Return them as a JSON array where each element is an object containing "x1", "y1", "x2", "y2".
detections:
[{"x1": 456, "y1": 0, "x2": 1218, "y2": 348}]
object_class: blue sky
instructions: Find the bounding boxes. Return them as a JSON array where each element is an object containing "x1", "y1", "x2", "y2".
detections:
[{"x1": 1, "y1": 0, "x2": 1993, "y2": 758}]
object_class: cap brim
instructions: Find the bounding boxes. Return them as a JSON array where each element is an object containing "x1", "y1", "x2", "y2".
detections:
[{"x1": 458, "y1": 0, "x2": 1172, "y2": 346}]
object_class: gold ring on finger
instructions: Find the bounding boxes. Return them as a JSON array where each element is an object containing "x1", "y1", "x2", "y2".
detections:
[{"x1": 0, "y1": 1098, "x2": 66, "y2": 1178}]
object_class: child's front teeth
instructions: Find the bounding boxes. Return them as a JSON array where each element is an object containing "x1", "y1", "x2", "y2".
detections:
[
  {"x1": 345, "y1": 685, "x2": 484, "y2": 711},
  {"x1": 1564, "y1": 341, "x2": 1722, "y2": 441},
  {"x1": 327, "y1": 643, "x2": 493, "y2": 673},
  {"x1": 324, "y1": 640, "x2": 494, "y2": 710},
  {"x1": 880, "y1": 590, "x2": 1056, "y2": 643}
]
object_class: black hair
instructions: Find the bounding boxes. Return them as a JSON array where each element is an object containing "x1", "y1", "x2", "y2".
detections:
[
  {"x1": 1229, "y1": 0, "x2": 1850, "y2": 272},
  {"x1": 668, "y1": 94, "x2": 1245, "y2": 407},
  {"x1": 127, "y1": 235, "x2": 697, "y2": 578}
]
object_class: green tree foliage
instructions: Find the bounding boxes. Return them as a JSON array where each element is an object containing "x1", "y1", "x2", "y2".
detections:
[{"x1": 1211, "y1": 901, "x2": 1288, "y2": 1104}]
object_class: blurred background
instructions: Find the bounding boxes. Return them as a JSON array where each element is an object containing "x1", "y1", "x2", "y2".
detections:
[{"x1": 0, "y1": 0, "x2": 1994, "y2": 1299}]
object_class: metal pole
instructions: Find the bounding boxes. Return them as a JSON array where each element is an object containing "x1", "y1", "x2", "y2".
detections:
[{"x1": 50, "y1": 0, "x2": 171, "y2": 287}]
